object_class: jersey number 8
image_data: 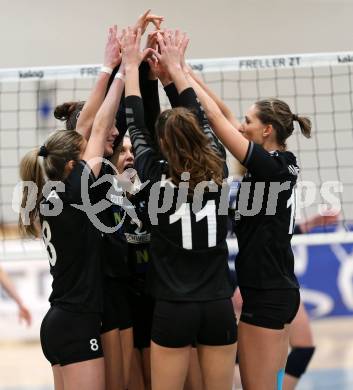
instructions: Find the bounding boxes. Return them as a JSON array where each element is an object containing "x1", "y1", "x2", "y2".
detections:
[{"x1": 42, "y1": 221, "x2": 57, "y2": 266}]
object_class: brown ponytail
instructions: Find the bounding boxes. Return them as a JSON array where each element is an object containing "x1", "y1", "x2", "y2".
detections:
[
  {"x1": 54, "y1": 101, "x2": 85, "y2": 130},
  {"x1": 18, "y1": 130, "x2": 84, "y2": 237},
  {"x1": 294, "y1": 114, "x2": 312, "y2": 139},
  {"x1": 255, "y1": 98, "x2": 312, "y2": 147},
  {"x1": 19, "y1": 148, "x2": 45, "y2": 237},
  {"x1": 155, "y1": 107, "x2": 224, "y2": 191}
]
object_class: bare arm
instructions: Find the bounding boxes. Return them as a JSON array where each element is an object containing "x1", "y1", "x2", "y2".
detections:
[
  {"x1": 0, "y1": 267, "x2": 32, "y2": 326},
  {"x1": 191, "y1": 84, "x2": 249, "y2": 163},
  {"x1": 177, "y1": 33, "x2": 241, "y2": 129},
  {"x1": 187, "y1": 67, "x2": 241, "y2": 129},
  {"x1": 156, "y1": 31, "x2": 249, "y2": 163},
  {"x1": 83, "y1": 65, "x2": 125, "y2": 177},
  {"x1": 155, "y1": 32, "x2": 190, "y2": 94}
]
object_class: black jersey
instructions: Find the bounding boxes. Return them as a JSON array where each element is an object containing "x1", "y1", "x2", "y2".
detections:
[
  {"x1": 40, "y1": 161, "x2": 103, "y2": 313},
  {"x1": 124, "y1": 189, "x2": 152, "y2": 292},
  {"x1": 234, "y1": 142, "x2": 300, "y2": 290},
  {"x1": 105, "y1": 182, "x2": 152, "y2": 292},
  {"x1": 94, "y1": 162, "x2": 130, "y2": 279},
  {"x1": 125, "y1": 88, "x2": 233, "y2": 301}
]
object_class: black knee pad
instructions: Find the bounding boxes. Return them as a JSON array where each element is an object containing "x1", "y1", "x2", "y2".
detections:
[{"x1": 285, "y1": 347, "x2": 315, "y2": 378}]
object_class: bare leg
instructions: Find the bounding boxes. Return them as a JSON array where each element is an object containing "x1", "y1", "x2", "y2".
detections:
[
  {"x1": 129, "y1": 349, "x2": 146, "y2": 390},
  {"x1": 231, "y1": 288, "x2": 242, "y2": 390},
  {"x1": 120, "y1": 327, "x2": 134, "y2": 388},
  {"x1": 238, "y1": 321, "x2": 289, "y2": 390},
  {"x1": 288, "y1": 303, "x2": 313, "y2": 347},
  {"x1": 281, "y1": 325, "x2": 290, "y2": 367},
  {"x1": 151, "y1": 341, "x2": 191, "y2": 390},
  {"x1": 142, "y1": 347, "x2": 152, "y2": 390},
  {"x1": 198, "y1": 343, "x2": 237, "y2": 390},
  {"x1": 184, "y1": 348, "x2": 204, "y2": 390},
  {"x1": 231, "y1": 288, "x2": 243, "y2": 320},
  {"x1": 52, "y1": 365, "x2": 64, "y2": 390},
  {"x1": 61, "y1": 357, "x2": 105, "y2": 390},
  {"x1": 101, "y1": 329, "x2": 125, "y2": 390},
  {"x1": 283, "y1": 303, "x2": 314, "y2": 390}
]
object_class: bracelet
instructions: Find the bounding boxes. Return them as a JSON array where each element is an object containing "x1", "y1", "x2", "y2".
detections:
[
  {"x1": 115, "y1": 72, "x2": 125, "y2": 82},
  {"x1": 101, "y1": 66, "x2": 113, "y2": 75}
]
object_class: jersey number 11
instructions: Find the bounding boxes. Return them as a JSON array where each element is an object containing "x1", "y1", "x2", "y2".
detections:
[{"x1": 169, "y1": 200, "x2": 217, "y2": 249}]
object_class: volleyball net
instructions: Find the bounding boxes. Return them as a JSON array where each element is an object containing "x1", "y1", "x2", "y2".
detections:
[
  {"x1": 1, "y1": 52, "x2": 353, "y2": 336},
  {"x1": 1, "y1": 51, "x2": 353, "y2": 256}
]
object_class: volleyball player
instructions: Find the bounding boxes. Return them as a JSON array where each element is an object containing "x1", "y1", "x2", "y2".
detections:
[
  {"x1": 147, "y1": 34, "x2": 218, "y2": 390},
  {"x1": 54, "y1": 25, "x2": 132, "y2": 390},
  {"x1": 18, "y1": 54, "x2": 125, "y2": 390},
  {"x1": 124, "y1": 47, "x2": 204, "y2": 390},
  {"x1": 176, "y1": 34, "x2": 335, "y2": 390},
  {"x1": 122, "y1": 28, "x2": 237, "y2": 390},
  {"x1": 180, "y1": 49, "x2": 329, "y2": 390},
  {"x1": 109, "y1": 135, "x2": 153, "y2": 390},
  {"x1": 190, "y1": 47, "x2": 312, "y2": 388},
  {"x1": 88, "y1": 19, "x2": 162, "y2": 390},
  {"x1": 123, "y1": 49, "x2": 160, "y2": 390},
  {"x1": 125, "y1": 45, "x2": 211, "y2": 389},
  {"x1": 53, "y1": 15, "x2": 163, "y2": 390},
  {"x1": 179, "y1": 34, "x2": 310, "y2": 388}
]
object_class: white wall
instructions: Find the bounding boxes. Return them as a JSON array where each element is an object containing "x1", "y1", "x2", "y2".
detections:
[{"x1": 1, "y1": 0, "x2": 353, "y2": 68}]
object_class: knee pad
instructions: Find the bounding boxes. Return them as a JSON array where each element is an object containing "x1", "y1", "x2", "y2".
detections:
[{"x1": 285, "y1": 346, "x2": 316, "y2": 378}]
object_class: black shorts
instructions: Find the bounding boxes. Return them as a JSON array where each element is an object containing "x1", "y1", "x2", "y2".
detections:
[
  {"x1": 131, "y1": 291, "x2": 154, "y2": 349},
  {"x1": 101, "y1": 278, "x2": 133, "y2": 333},
  {"x1": 239, "y1": 287, "x2": 300, "y2": 330},
  {"x1": 40, "y1": 306, "x2": 103, "y2": 366},
  {"x1": 152, "y1": 299, "x2": 237, "y2": 348}
]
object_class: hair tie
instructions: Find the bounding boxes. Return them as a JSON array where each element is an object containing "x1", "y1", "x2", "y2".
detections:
[
  {"x1": 38, "y1": 145, "x2": 48, "y2": 158},
  {"x1": 292, "y1": 114, "x2": 298, "y2": 122}
]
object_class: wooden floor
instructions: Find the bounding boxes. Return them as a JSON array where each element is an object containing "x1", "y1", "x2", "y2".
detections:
[{"x1": 0, "y1": 316, "x2": 352, "y2": 390}]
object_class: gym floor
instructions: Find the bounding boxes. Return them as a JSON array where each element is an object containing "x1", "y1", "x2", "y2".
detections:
[{"x1": 0, "y1": 316, "x2": 352, "y2": 390}]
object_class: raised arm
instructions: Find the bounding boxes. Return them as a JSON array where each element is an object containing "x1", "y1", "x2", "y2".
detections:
[
  {"x1": 139, "y1": 31, "x2": 162, "y2": 140},
  {"x1": 171, "y1": 30, "x2": 241, "y2": 129},
  {"x1": 83, "y1": 64, "x2": 125, "y2": 176},
  {"x1": 122, "y1": 27, "x2": 163, "y2": 183},
  {"x1": 186, "y1": 67, "x2": 241, "y2": 129},
  {"x1": 132, "y1": 9, "x2": 164, "y2": 34},
  {"x1": 112, "y1": 11, "x2": 165, "y2": 146},
  {"x1": 146, "y1": 31, "x2": 180, "y2": 108},
  {"x1": 189, "y1": 82, "x2": 249, "y2": 163},
  {"x1": 76, "y1": 25, "x2": 122, "y2": 139},
  {"x1": 153, "y1": 31, "x2": 226, "y2": 159}
]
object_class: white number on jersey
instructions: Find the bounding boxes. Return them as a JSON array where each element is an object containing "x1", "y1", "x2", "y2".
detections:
[
  {"x1": 287, "y1": 188, "x2": 296, "y2": 234},
  {"x1": 90, "y1": 338, "x2": 99, "y2": 351},
  {"x1": 42, "y1": 221, "x2": 57, "y2": 266},
  {"x1": 169, "y1": 200, "x2": 217, "y2": 249}
]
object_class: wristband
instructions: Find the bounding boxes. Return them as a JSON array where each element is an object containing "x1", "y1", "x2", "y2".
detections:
[
  {"x1": 115, "y1": 72, "x2": 125, "y2": 82},
  {"x1": 101, "y1": 66, "x2": 113, "y2": 75}
]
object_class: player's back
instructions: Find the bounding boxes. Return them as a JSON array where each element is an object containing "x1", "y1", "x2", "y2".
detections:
[
  {"x1": 41, "y1": 161, "x2": 103, "y2": 313},
  {"x1": 148, "y1": 180, "x2": 233, "y2": 302}
]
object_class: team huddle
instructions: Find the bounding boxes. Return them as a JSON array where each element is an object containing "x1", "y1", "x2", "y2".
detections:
[{"x1": 19, "y1": 10, "x2": 316, "y2": 390}]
